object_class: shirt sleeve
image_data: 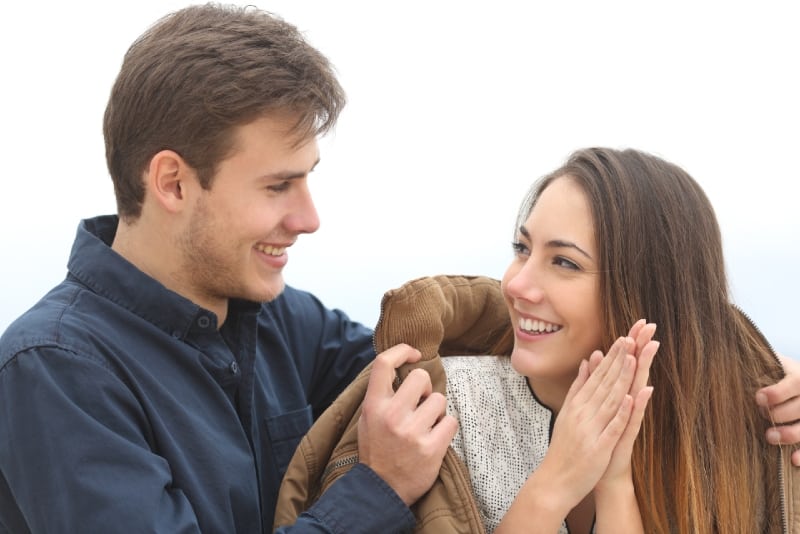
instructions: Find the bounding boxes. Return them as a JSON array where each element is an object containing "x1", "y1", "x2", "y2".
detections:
[
  {"x1": 273, "y1": 464, "x2": 415, "y2": 534},
  {"x1": 0, "y1": 346, "x2": 201, "y2": 533}
]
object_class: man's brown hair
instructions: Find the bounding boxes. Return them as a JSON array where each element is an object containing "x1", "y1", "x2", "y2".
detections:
[{"x1": 103, "y1": 3, "x2": 346, "y2": 220}]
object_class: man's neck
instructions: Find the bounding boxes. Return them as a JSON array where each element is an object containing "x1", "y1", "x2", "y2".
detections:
[{"x1": 112, "y1": 217, "x2": 228, "y2": 325}]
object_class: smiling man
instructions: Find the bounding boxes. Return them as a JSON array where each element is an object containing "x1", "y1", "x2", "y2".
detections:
[
  {"x1": 0, "y1": 5, "x2": 455, "y2": 533},
  {"x1": 111, "y1": 113, "x2": 322, "y2": 322}
]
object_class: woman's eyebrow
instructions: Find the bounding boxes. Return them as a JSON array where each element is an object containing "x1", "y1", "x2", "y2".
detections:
[
  {"x1": 546, "y1": 239, "x2": 594, "y2": 261},
  {"x1": 518, "y1": 226, "x2": 594, "y2": 260}
]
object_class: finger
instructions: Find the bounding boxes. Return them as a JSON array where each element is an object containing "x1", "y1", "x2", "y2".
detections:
[
  {"x1": 411, "y1": 391, "x2": 447, "y2": 427},
  {"x1": 764, "y1": 395, "x2": 800, "y2": 425},
  {"x1": 626, "y1": 319, "x2": 646, "y2": 342},
  {"x1": 617, "y1": 386, "x2": 654, "y2": 450},
  {"x1": 633, "y1": 323, "x2": 657, "y2": 358},
  {"x1": 757, "y1": 356, "x2": 800, "y2": 408},
  {"x1": 428, "y1": 413, "x2": 459, "y2": 450},
  {"x1": 584, "y1": 338, "x2": 633, "y2": 405},
  {"x1": 393, "y1": 367, "x2": 434, "y2": 409},
  {"x1": 793, "y1": 449, "x2": 800, "y2": 468},
  {"x1": 563, "y1": 359, "x2": 590, "y2": 407},
  {"x1": 598, "y1": 393, "x2": 634, "y2": 446},
  {"x1": 630, "y1": 340, "x2": 660, "y2": 395},
  {"x1": 592, "y1": 353, "x2": 636, "y2": 424},
  {"x1": 365, "y1": 344, "x2": 422, "y2": 401},
  {"x1": 587, "y1": 350, "x2": 604, "y2": 375},
  {"x1": 766, "y1": 422, "x2": 800, "y2": 447},
  {"x1": 579, "y1": 337, "x2": 630, "y2": 403}
]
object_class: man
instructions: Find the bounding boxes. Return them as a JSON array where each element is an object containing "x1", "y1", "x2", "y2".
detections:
[
  {"x1": 1, "y1": 4, "x2": 798, "y2": 534},
  {"x1": 0, "y1": 5, "x2": 454, "y2": 532}
]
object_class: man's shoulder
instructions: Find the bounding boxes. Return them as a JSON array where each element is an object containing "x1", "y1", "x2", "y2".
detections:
[
  {"x1": 0, "y1": 282, "x2": 79, "y2": 356},
  {"x1": 0, "y1": 280, "x2": 97, "y2": 368}
]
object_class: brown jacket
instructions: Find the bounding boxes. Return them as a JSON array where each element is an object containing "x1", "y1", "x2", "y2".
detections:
[{"x1": 273, "y1": 274, "x2": 800, "y2": 533}]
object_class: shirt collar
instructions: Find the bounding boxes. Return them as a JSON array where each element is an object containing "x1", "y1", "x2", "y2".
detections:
[{"x1": 67, "y1": 215, "x2": 224, "y2": 339}]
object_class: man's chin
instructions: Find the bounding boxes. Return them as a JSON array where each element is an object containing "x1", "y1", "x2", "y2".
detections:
[
  {"x1": 256, "y1": 278, "x2": 286, "y2": 303},
  {"x1": 233, "y1": 277, "x2": 286, "y2": 304}
]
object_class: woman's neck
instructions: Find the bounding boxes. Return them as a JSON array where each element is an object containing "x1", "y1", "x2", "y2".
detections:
[{"x1": 525, "y1": 375, "x2": 572, "y2": 415}]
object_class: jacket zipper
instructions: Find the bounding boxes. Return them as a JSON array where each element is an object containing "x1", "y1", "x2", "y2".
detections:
[
  {"x1": 321, "y1": 453, "x2": 359, "y2": 483},
  {"x1": 372, "y1": 292, "x2": 389, "y2": 358},
  {"x1": 734, "y1": 305, "x2": 788, "y2": 534},
  {"x1": 373, "y1": 294, "x2": 403, "y2": 391},
  {"x1": 447, "y1": 448, "x2": 487, "y2": 534}
]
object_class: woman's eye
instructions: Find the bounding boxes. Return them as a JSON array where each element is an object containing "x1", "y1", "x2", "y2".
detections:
[
  {"x1": 511, "y1": 241, "x2": 529, "y2": 256},
  {"x1": 553, "y1": 256, "x2": 580, "y2": 270}
]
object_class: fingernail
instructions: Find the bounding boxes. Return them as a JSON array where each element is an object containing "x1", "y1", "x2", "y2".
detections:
[
  {"x1": 766, "y1": 428, "x2": 781, "y2": 444},
  {"x1": 755, "y1": 391, "x2": 768, "y2": 407}
]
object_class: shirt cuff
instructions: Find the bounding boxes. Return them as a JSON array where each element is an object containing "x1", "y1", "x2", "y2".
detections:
[{"x1": 305, "y1": 463, "x2": 415, "y2": 534}]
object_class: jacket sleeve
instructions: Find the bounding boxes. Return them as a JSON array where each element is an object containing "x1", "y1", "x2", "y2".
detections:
[{"x1": 374, "y1": 274, "x2": 513, "y2": 392}]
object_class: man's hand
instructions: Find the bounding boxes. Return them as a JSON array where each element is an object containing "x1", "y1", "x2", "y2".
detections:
[
  {"x1": 357, "y1": 344, "x2": 458, "y2": 505},
  {"x1": 756, "y1": 353, "x2": 800, "y2": 466}
]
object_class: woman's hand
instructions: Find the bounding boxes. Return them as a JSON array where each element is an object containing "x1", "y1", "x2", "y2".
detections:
[
  {"x1": 541, "y1": 335, "x2": 640, "y2": 507},
  {"x1": 592, "y1": 320, "x2": 658, "y2": 485},
  {"x1": 590, "y1": 320, "x2": 658, "y2": 534},
  {"x1": 495, "y1": 336, "x2": 641, "y2": 533}
]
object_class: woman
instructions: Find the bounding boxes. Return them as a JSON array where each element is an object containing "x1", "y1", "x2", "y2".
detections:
[
  {"x1": 486, "y1": 147, "x2": 789, "y2": 532},
  {"x1": 274, "y1": 148, "x2": 798, "y2": 533}
]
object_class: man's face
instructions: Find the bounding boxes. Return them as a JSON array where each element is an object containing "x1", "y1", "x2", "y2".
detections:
[{"x1": 176, "y1": 114, "x2": 320, "y2": 313}]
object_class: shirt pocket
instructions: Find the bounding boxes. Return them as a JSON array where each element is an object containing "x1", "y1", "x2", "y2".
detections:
[{"x1": 264, "y1": 405, "x2": 313, "y2": 477}]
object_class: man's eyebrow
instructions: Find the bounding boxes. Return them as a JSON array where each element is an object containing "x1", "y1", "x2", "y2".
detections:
[
  {"x1": 518, "y1": 226, "x2": 594, "y2": 260},
  {"x1": 263, "y1": 158, "x2": 320, "y2": 180}
]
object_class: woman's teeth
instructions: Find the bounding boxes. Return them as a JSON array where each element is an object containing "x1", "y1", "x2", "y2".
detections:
[{"x1": 519, "y1": 318, "x2": 562, "y2": 334}]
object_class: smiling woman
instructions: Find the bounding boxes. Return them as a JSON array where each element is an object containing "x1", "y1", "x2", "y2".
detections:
[
  {"x1": 1, "y1": 2, "x2": 797, "y2": 359},
  {"x1": 275, "y1": 147, "x2": 797, "y2": 534},
  {"x1": 491, "y1": 147, "x2": 793, "y2": 532},
  {"x1": 503, "y1": 177, "x2": 605, "y2": 400}
]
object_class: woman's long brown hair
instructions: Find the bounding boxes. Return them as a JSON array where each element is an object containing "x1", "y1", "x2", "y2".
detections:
[{"x1": 514, "y1": 148, "x2": 784, "y2": 533}]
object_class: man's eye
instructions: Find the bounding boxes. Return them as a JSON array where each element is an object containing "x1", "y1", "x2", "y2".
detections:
[
  {"x1": 553, "y1": 256, "x2": 580, "y2": 270},
  {"x1": 268, "y1": 181, "x2": 290, "y2": 193}
]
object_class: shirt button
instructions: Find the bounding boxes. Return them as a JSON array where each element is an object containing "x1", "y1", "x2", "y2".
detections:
[
  {"x1": 230, "y1": 361, "x2": 239, "y2": 374},
  {"x1": 197, "y1": 316, "x2": 211, "y2": 328}
]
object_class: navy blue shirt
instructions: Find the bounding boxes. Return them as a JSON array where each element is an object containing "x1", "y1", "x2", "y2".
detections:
[{"x1": 0, "y1": 216, "x2": 414, "y2": 533}]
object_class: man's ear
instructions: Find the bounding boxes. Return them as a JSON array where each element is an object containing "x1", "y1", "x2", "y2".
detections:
[{"x1": 145, "y1": 150, "x2": 196, "y2": 213}]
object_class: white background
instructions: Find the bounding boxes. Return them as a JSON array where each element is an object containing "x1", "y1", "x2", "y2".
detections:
[{"x1": 1, "y1": 1, "x2": 797, "y2": 357}]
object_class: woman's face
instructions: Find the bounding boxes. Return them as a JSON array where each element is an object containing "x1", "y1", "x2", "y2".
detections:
[{"x1": 501, "y1": 176, "x2": 604, "y2": 391}]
